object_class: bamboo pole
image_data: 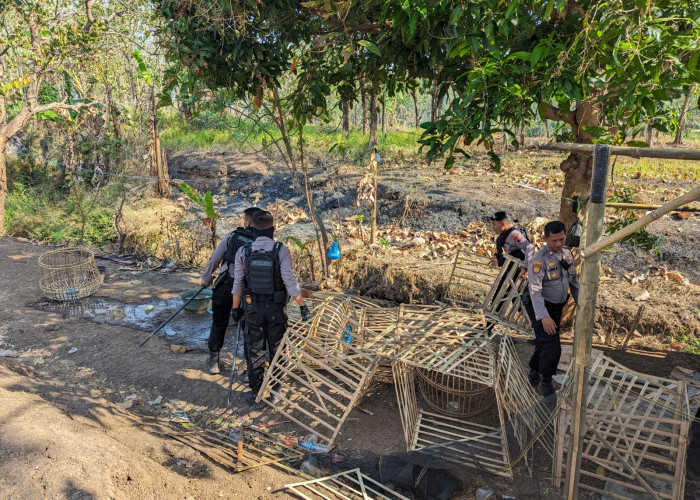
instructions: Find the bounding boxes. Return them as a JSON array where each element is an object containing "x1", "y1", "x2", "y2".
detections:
[
  {"x1": 370, "y1": 153, "x2": 379, "y2": 245},
  {"x1": 582, "y1": 185, "x2": 700, "y2": 258},
  {"x1": 535, "y1": 142, "x2": 700, "y2": 161},
  {"x1": 605, "y1": 202, "x2": 699, "y2": 212},
  {"x1": 564, "y1": 144, "x2": 611, "y2": 500}
]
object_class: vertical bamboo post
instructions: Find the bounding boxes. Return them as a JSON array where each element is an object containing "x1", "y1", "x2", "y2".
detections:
[{"x1": 563, "y1": 144, "x2": 610, "y2": 499}]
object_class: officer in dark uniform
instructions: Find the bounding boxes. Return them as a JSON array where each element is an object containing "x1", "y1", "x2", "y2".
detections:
[
  {"x1": 524, "y1": 221, "x2": 579, "y2": 397},
  {"x1": 201, "y1": 207, "x2": 260, "y2": 374},
  {"x1": 489, "y1": 211, "x2": 534, "y2": 274},
  {"x1": 231, "y1": 210, "x2": 310, "y2": 407}
]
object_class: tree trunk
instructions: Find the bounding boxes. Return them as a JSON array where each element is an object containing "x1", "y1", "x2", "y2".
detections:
[
  {"x1": 545, "y1": 119, "x2": 550, "y2": 138},
  {"x1": 559, "y1": 152, "x2": 593, "y2": 247},
  {"x1": 411, "y1": 89, "x2": 419, "y2": 128},
  {"x1": 431, "y1": 72, "x2": 440, "y2": 122},
  {"x1": 645, "y1": 124, "x2": 654, "y2": 148},
  {"x1": 341, "y1": 100, "x2": 350, "y2": 138},
  {"x1": 367, "y1": 88, "x2": 378, "y2": 150},
  {"x1": 673, "y1": 83, "x2": 695, "y2": 145},
  {"x1": 381, "y1": 89, "x2": 386, "y2": 134},
  {"x1": 361, "y1": 90, "x2": 367, "y2": 135},
  {"x1": 519, "y1": 122, "x2": 525, "y2": 149},
  {"x1": 148, "y1": 86, "x2": 170, "y2": 197},
  {"x1": 0, "y1": 139, "x2": 7, "y2": 235}
]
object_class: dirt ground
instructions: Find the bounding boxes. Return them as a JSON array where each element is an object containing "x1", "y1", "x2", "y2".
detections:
[{"x1": 1, "y1": 148, "x2": 699, "y2": 499}]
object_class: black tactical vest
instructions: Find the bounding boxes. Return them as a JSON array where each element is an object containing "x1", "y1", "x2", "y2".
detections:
[
  {"x1": 224, "y1": 227, "x2": 255, "y2": 264},
  {"x1": 244, "y1": 242, "x2": 286, "y2": 303}
]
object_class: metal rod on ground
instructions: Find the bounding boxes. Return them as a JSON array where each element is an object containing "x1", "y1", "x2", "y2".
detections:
[
  {"x1": 138, "y1": 284, "x2": 206, "y2": 347},
  {"x1": 582, "y1": 185, "x2": 700, "y2": 258},
  {"x1": 535, "y1": 142, "x2": 700, "y2": 161},
  {"x1": 564, "y1": 144, "x2": 611, "y2": 499},
  {"x1": 227, "y1": 320, "x2": 242, "y2": 406}
]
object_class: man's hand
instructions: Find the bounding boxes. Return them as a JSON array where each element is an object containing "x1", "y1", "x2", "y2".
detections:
[
  {"x1": 518, "y1": 270, "x2": 528, "y2": 280},
  {"x1": 300, "y1": 305, "x2": 311, "y2": 321},
  {"x1": 488, "y1": 257, "x2": 498, "y2": 267},
  {"x1": 231, "y1": 307, "x2": 244, "y2": 323},
  {"x1": 541, "y1": 316, "x2": 557, "y2": 335},
  {"x1": 301, "y1": 288, "x2": 314, "y2": 299}
]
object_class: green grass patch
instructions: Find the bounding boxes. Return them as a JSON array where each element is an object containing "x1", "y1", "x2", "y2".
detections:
[{"x1": 4, "y1": 182, "x2": 116, "y2": 247}]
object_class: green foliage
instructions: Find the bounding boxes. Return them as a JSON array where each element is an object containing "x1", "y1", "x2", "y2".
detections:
[
  {"x1": 178, "y1": 182, "x2": 217, "y2": 220},
  {"x1": 605, "y1": 184, "x2": 665, "y2": 257},
  {"x1": 132, "y1": 50, "x2": 152, "y2": 84},
  {"x1": 285, "y1": 235, "x2": 311, "y2": 254},
  {"x1": 4, "y1": 183, "x2": 115, "y2": 247}
]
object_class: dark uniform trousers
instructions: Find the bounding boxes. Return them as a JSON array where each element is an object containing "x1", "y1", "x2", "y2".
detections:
[
  {"x1": 208, "y1": 277, "x2": 234, "y2": 352},
  {"x1": 208, "y1": 277, "x2": 252, "y2": 365},
  {"x1": 522, "y1": 292, "x2": 565, "y2": 378},
  {"x1": 243, "y1": 295, "x2": 287, "y2": 392}
]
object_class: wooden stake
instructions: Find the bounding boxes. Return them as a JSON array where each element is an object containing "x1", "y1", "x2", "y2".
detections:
[
  {"x1": 564, "y1": 144, "x2": 610, "y2": 500},
  {"x1": 535, "y1": 142, "x2": 700, "y2": 161},
  {"x1": 619, "y1": 304, "x2": 645, "y2": 350}
]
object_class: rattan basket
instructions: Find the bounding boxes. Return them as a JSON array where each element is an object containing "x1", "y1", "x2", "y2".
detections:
[
  {"x1": 39, "y1": 248, "x2": 101, "y2": 301},
  {"x1": 416, "y1": 368, "x2": 495, "y2": 417}
]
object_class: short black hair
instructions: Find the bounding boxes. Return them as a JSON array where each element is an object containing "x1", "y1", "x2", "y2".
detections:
[
  {"x1": 544, "y1": 220, "x2": 566, "y2": 236},
  {"x1": 252, "y1": 210, "x2": 274, "y2": 230},
  {"x1": 243, "y1": 207, "x2": 262, "y2": 221},
  {"x1": 490, "y1": 211, "x2": 507, "y2": 221}
]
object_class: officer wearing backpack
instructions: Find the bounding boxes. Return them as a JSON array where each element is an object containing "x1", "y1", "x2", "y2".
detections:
[
  {"x1": 230, "y1": 210, "x2": 310, "y2": 407},
  {"x1": 488, "y1": 211, "x2": 534, "y2": 275},
  {"x1": 201, "y1": 207, "x2": 260, "y2": 374}
]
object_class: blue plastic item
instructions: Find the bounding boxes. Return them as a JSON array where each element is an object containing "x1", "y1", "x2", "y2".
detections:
[
  {"x1": 327, "y1": 239, "x2": 341, "y2": 260},
  {"x1": 342, "y1": 326, "x2": 352, "y2": 344}
]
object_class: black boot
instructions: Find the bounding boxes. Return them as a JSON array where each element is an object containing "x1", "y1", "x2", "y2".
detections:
[
  {"x1": 205, "y1": 351, "x2": 220, "y2": 375},
  {"x1": 540, "y1": 376, "x2": 555, "y2": 397},
  {"x1": 528, "y1": 370, "x2": 541, "y2": 388}
]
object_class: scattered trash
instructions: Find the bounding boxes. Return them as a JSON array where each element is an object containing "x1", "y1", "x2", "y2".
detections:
[
  {"x1": 125, "y1": 394, "x2": 138, "y2": 401},
  {"x1": 144, "y1": 305, "x2": 154, "y2": 313},
  {"x1": 298, "y1": 440, "x2": 329, "y2": 453},
  {"x1": 634, "y1": 291, "x2": 651, "y2": 302},
  {"x1": 170, "y1": 344, "x2": 190, "y2": 354},
  {"x1": 67, "y1": 347, "x2": 78, "y2": 354},
  {"x1": 476, "y1": 488, "x2": 494, "y2": 500},
  {"x1": 330, "y1": 452, "x2": 345, "y2": 463},
  {"x1": 160, "y1": 267, "x2": 171, "y2": 274},
  {"x1": 227, "y1": 428, "x2": 240, "y2": 442},
  {"x1": 170, "y1": 411, "x2": 190, "y2": 423},
  {"x1": 0, "y1": 349, "x2": 19, "y2": 357},
  {"x1": 148, "y1": 395, "x2": 163, "y2": 405},
  {"x1": 163, "y1": 326, "x2": 176, "y2": 337}
]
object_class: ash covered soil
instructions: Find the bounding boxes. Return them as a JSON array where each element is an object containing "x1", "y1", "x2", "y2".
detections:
[{"x1": 0, "y1": 148, "x2": 697, "y2": 500}]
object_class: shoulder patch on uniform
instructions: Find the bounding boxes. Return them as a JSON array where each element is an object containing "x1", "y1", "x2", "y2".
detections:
[{"x1": 532, "y1": 261, "x2": 542, "y2": 274}]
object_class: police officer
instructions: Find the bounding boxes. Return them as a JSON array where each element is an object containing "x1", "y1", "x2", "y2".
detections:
[
  {"x1": 230, "y1": 210, "x2": 310, "y2": 407},
  {"x1": 201, "y1": 207, "x2": 260, "y2": 374},
  {"x1": 524, "y1": 221, "x2": 579, "y2": 397},
  {"x1": 489, "y1": 211, "x2": 534, "y2": 274}
]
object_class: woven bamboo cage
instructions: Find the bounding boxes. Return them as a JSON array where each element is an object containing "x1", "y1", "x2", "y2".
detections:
[
  {"x1": 416, "y1": 367, "x2": 495, "y2": 417},
  {"x1": 39, "y1": 248, "x2": 101, "y2": 301}
]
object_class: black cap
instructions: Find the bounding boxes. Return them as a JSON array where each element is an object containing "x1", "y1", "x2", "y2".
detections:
[{"x1": 489, "y1": 211, "x2": 507, "y2": 221}]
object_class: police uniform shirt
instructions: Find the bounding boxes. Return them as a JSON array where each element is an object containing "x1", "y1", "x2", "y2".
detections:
[
  {"x1": 201, "y1": 230, "x2": 236, "y2": 286},
  {"x1": 231, "y1": 236, "x2": 302, "y2": 298},
  {"x1": 527, "y1": 246, "x2": 579, "y2": 320},
  {"x1": 502, "y1": 228, "x2": 535, "y2": 268}
]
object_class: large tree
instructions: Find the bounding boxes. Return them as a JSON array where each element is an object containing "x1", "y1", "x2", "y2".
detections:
[
  {"x1": 0, "y1": 0, "x2": 130, "y2": 234},
  {"x1": 414, "y1": 0, "x2": 700, "y2": 239}
]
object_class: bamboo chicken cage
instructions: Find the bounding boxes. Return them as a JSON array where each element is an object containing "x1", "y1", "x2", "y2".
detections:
[
  {"x1": 416, "y1": 367, "x2": 495, "y2": 417},
  {"x1": 39, "y1": 247, "x2": 101, "y2": 301}
]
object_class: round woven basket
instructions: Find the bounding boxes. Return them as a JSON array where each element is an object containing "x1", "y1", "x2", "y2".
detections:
[
  {"x1": 417, "y1": 368, "x2": 495, "y2": 417},
  {"x1": 39, "y1": 248, "x2": 101, "y2": 301}
]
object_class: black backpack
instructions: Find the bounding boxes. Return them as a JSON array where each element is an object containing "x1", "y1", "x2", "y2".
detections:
[
  {"x1": 223, "y1": 227, "x2": 255, "y2": 264},
  {"x1": 243, "y1": 242, "x2": 287, "y2": 303}
]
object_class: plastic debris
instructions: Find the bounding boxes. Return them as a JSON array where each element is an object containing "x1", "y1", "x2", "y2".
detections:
[
  {"x1": 144, "y1": 305, "x2": 154, "y2": 313},
  {"x1": 148, "y1": 395, "x2": 163, "y2": 405},
  {"x1": 163, "y1": 326, "x2": 176, "y2": 337},
  {"x1": 476, "y1": 488, "x2": 494, "y2": 500},
  {"x1": 68, "y1": 347, "x2": 78, "y2": 354}
]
